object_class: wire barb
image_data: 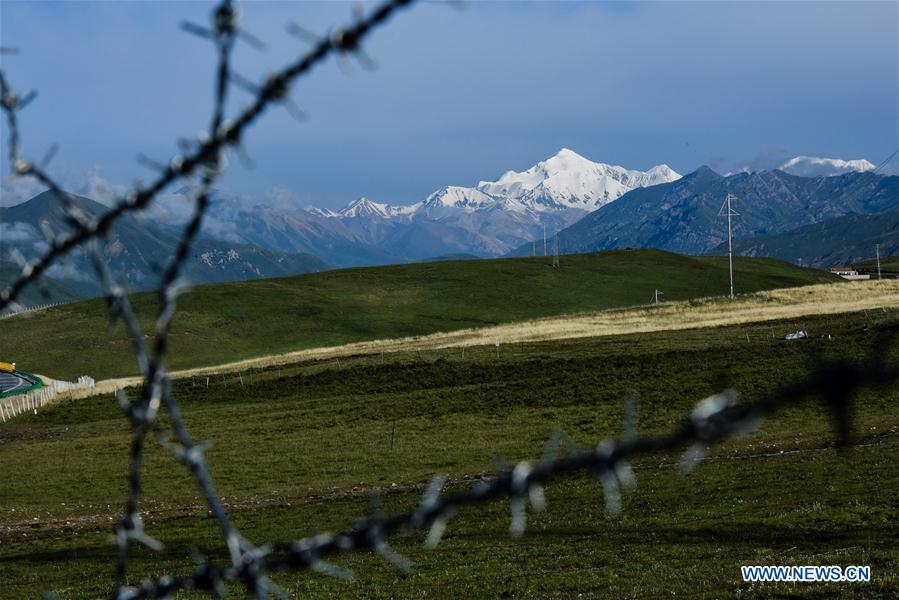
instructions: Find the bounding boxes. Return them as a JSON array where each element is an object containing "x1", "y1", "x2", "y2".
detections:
[{"x1": 1, "y1": 1, "x2": 896, "y2": 598}]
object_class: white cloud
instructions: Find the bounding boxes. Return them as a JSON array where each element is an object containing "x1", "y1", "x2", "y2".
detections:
[
  {"x1": 0, "y1": 221, "x2": 39, "y2": 243},
  {"x1": 0, "y1": 178, "x2": 49, "y2": 207},
  {"x1": 81, "y1": 168, "x2": 129, "y2": 205},
  {"x1": 45, "y1": 260, "x2": 94, "y2": 283}
]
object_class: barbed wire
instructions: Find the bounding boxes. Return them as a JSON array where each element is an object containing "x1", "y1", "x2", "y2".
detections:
[
  {"x1": 110, "y1": 333, "x2": 898, "y2": 598},
  {"x1": 0, "y1": 0, "x2": 414, "y2": 311},
  {"x1": 1, "y1": 1, "x2": 898, "y2": 599}
]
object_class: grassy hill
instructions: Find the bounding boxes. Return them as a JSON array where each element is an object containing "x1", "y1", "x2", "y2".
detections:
[
  {"x1": 852, "y1": 255, "x2": 899, "y2": 276},
  {"x1": 1, "y1": 309, "x2": 897, "y2": 597},
  {"x1": 0, "y1": 249, "x2": 838, "y2": 380}
]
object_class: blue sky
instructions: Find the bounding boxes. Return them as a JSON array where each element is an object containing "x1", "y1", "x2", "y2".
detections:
[{"x1": 1, "y1": 0, "x2": 897, "y2": 209}]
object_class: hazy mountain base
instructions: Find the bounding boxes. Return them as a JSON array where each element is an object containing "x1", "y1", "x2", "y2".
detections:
[
  {"x1": 0, "y1": 261, "x2": 82, "y2": 308},
  {"x1": 0, "y1": 191, "x2": 330, "y2": 299}
]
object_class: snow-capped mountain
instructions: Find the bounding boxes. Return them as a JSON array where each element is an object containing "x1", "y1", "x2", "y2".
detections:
[
  {"x1": 306, "y1": 149, "x2": 680, "y2": 260},
  {"x1": 337, "y1": 197, "x2": 419, "y2": 219},
  {"x1": 780, "y1": 156, "x2": 875, "y2": 178},
  {"x1": 137, "y1": 148, "x2": 682, "y2": 267},
  {"x1": 476, "y1": 148, "x2": 680, "y2": 212},
  {"x1": 327, "y1": 148, "x2": 680, "y2": 221}
]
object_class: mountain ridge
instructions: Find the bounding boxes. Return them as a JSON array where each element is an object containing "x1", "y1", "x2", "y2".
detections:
[
  {"x1": 1, "y1": 191, "x2": 330, "y2": 299},
  {"x1": 509, "y1": 167, "x2": 898, "y2": 258}
]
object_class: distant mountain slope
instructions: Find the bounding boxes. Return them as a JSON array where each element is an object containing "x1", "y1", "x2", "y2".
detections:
[
  {"x1": 512, "y1": 168, "x2": 898, "y2": 257},
  {"x1": 0, "y1": 249, "x2": 837, "y2": 380},
  {"x1": 709, "y1": 210, "x2": 899, "y2": 268},
  {"x1": 1, "y1": 191, "x2": 330, "y2": 298},
  {"x1": 0, "y1": 261, "x2": 82, "y2": 308}
]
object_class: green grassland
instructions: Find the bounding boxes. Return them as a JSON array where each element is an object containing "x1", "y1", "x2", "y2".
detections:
[
  {"x1": 853, "y1": 255, "x2": 899, "y2": 274},
  {"x1": 1, "y1": 308, "x2": 897, "y2": 598},
  {"x1": 0, "y1": 250, "x2": 837, "y2": 380}
]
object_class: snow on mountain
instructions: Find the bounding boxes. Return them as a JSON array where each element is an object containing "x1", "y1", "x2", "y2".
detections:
[
  {"x1": 477, "y1": 148, "x2": 680, "y2": 212},
  {"x1": 420, "y1": 186, "x2": 497, "y2": 215},
  {"x1": 303, "y1": 149, "x2": 682, "y2": 261},
  {"x1": 305, "y1": 206, "x2": 340, "y2": 218},
  {"x1": 327, "y1": 148, "x2": 681, "y2": 222},
  {"x1": 337, "y1": 197, "x2": 419, "y2": 219},
  {"x1": 780, "y1": 156, "x2": 875, "y2": 178}
]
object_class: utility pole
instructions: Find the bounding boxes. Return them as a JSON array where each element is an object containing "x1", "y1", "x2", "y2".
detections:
[
  {"x1": 552, "y1": 229, "x2": 560, "y2": 268},
  {"x1": 653, "y1": 289, "x2": 663, "y2": 305},
  {"x1": 543, "y1": 223, "x2": 547, "y2": 257},
  {"x1": 876, "y1": 244, "x2": 882, "y2": 280},
  {"x1": 719, "y1": 193, "x2": 739, "y2": 299}
]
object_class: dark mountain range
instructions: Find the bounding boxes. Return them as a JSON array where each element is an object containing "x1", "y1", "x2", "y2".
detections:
[
  {"x1": 1, "y1": 191, "x2": 330, "y2": 301},
  {"x1": 509, "y1": 168, "x2": 898, "y2": 257},
  {"x1": 709, "y1": 210, "x2": 899, "y2": 268}
]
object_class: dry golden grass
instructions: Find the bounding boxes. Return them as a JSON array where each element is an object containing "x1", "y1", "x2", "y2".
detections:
[{"x1": 74, "y1": 280, "x2": 898, "y2": 398}]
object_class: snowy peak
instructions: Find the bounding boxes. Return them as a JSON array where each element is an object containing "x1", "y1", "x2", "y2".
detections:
[
  {"x1": 477, "y1": 148, "x2": 681, "y2": 211},
  {"x1": 337, "y1": 197, "x2": 418, "y2": 219},
  {"x1": 327, "y1": 149, "x2": 681, "y2": 221},
  {"x1": 339, "y1": 197, "x2": 389, "y2": 218},
  {"x1": 422, "y1": 186, "x2": 495, "y2": 212},
  {"x1": 780, "y1": 156, "x2": 875, "y2": 178}
]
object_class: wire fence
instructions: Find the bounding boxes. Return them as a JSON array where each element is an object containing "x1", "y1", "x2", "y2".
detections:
[{"x1": 1, "y1": 1, "x2": 898, "y2": 598}]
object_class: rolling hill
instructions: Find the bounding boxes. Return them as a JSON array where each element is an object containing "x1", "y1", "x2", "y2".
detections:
[{"x1": 0, "y1": 249, "x2": 837, "y2": 380}]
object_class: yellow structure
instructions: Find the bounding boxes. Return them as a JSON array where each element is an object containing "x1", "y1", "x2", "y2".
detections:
[{"x1": 0, "y1": 362, "x2": 15, "y2": 373}]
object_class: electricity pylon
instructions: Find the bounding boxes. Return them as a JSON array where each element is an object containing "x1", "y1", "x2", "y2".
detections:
[{"x1": 718, "y1": 193, "x2": 739, "y2": 299}]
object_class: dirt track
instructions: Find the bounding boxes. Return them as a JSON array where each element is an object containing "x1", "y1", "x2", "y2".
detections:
[{"x1": 77, "y1": 280, "x2": 899, "y2": 399}]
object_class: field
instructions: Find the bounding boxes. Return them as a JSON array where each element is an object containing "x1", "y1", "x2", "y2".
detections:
[
  {"x1": 0, "y1": 250, "x2": 837, "y2": 381},
  {"x1": 2, "y1": 306, "x2": 897, "y2": 598}
]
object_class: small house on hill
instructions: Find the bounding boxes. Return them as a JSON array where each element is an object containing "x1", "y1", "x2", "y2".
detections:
[{"x1": 828, "y1": 268, "x2": 870, "y2": 280}]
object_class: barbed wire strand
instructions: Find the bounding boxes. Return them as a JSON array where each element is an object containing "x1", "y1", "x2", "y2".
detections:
[
  {"x1": 1, "y1": 1, "x2": 418, "y2": 597},
  {"x1": 1, "y1": 1, "x2": 897, "y2": 599},
  {"x1": 116, "y1": 342, "x2": 899, "y2": 599},
  {"x1": 0, "y1": 0, "x2": 415, "y2": 310}
]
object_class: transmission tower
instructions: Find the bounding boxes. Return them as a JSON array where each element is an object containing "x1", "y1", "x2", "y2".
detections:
[
  {"x1": 718, "y1": 193, "x2": 739, "y2": 299},
  {"x1": 652, "y1": 289, "x2": 663, "y2": 305}
]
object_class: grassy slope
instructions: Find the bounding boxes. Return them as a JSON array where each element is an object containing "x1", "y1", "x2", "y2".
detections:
[
  {"x1": 853, "y1": 256, "x2": 899, "y2": 273},
  {"x1": 1, "y1": 309, "x2": 897, "y2": 598},
  {"x1": 0, "y1": 250, "x2": 837, "y2": 380}
]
